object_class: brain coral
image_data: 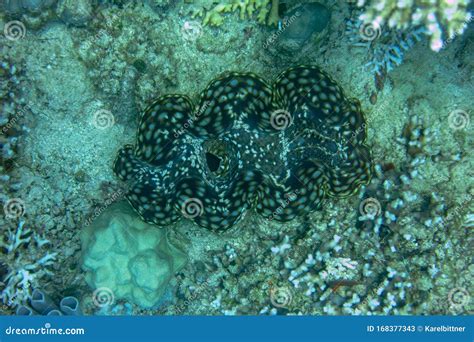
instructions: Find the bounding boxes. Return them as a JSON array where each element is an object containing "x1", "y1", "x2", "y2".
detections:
[
  {"x1": 81, "y1": 201, "x2": 187, "y2": 308},
  {"x1": 114, "y1": 66, "x2": 372, "y2": 231}
]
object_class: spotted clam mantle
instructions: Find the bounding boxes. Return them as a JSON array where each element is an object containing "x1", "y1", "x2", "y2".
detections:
[{"x1": 113, "y1": 66, "x2": 372, "y2": 231}]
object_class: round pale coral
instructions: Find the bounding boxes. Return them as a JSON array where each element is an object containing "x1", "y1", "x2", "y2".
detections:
[{"x1": 82, "y1": 201, "x2": 187, "y2": 308}]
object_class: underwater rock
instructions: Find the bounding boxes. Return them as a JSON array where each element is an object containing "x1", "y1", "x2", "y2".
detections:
[
  {"x1": 81, "y1": 201, "x2": 187, "y2": 309},
  {"x1": 113, "y1": 65, "x2": 372, "y2": 231},
  {"x1": 274, "y1": 2, "x2": 331, "y2": 53}
]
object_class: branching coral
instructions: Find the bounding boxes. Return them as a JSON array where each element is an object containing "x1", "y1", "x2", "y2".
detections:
[
  {"x1": 0, "y1": 220, "x2": 57, "y2": 309},
  {"x1": 357, "y1": 0, "x2": 473, "y2": 51},
  {"x1": 190, "y1": 0, "x2": 280, "y2": 26},
  {"x1": 346, "y1": 17, "x2": 426, "y2": 78}
]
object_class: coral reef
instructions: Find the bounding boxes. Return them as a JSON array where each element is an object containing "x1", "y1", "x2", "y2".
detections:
[
  {"x1": 166, "y1": 112, "x2": 472, "y2": 316},
  {"x1": 113, "y1": 65, "x2": 372, "y2": 231},
  {"x1": 357, "y1": 0, "x2": 473, "y2": 51},
  {"x1": 81, "y1": 201, "x2": 187, "y2": 308},
  {"x1": 73, "y1": 4, "x2": 179, "y2": 113},
  {"x1": 0, "y1": 0, "x2": 471, "y2": 318},
  {"x1": 0, "y1": 220, "x2": 57, "y2": 310},
  {"x1": 0, "y1": 0, "x2": 95, "y2": 29},
  {"x1": 353, "y1": 113, "x2": 472, "y2": 315},
  {"x1": 190, "y1": 0, "x2": 280, "y2": 26},
  {"x1": 345, "y1": 16, "x2": 426, "y2": 81},
  {"x1": 0, "y1": 46, "x2": 28, "y2": 196}
]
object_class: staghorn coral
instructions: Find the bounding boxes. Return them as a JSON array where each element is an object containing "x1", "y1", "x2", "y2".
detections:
[
  {"x1": 113, "y1": 65, "x2": 372, "y2": 231},
  {"x1": 190, "y1": 0, "x2": 280, "y2": 26},
  {"x1": 357, "y1": 0, "x2": 473, "y2": 51}
]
